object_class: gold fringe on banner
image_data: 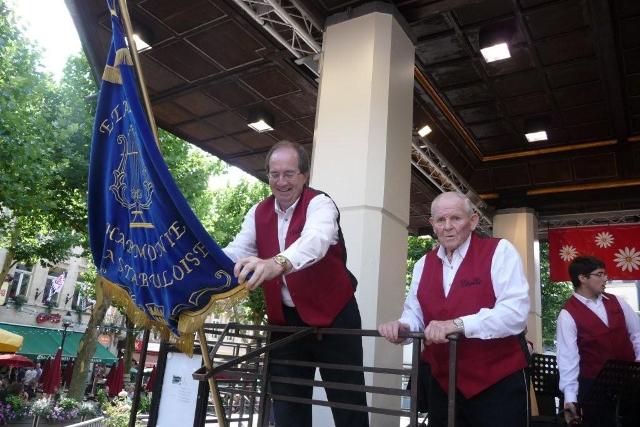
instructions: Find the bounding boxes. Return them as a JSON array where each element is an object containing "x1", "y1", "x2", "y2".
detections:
[
  {"x1": 114, "y1": 48, "x2": 133, "y2": 66},
  {"x1": 102, "y1": 65, "x2": 122, "y2": 84},
  {"x1": 177, "y1": 284, "x2": 248, "y2": 336},
  {"x1": 96, "y1": 276, "x2": 248, "y2": 355}
]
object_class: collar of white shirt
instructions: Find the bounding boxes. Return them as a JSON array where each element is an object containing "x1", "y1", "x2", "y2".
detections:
[
  {"x1": 274, "y1": 197, "x2": 301, "y2": 215},
  {"x1": 436, "y1": 233, "x2": 472, "y2": 264},
  {"x1": 572, "y1": 292, "x2": 605, "y2": 306}
]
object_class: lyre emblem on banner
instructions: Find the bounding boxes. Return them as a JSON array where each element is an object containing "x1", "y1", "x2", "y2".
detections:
[{"x1": 109, "y1": 125, "x2": 155, "y2": 228}]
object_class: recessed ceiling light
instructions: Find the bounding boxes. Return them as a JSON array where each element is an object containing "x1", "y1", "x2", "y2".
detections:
[
  {"x1": 480, "y1": 43, "x2": 510, "y2": 63},
  {"x1": 525, "y1": 130, "x2": 548, "y2": 142},
  {"x1": 248, "y1": 119, "x2": 273, "y2": 133},
  {"x1": 418, "y1": 125, "x2": 432, "y2": 137}
]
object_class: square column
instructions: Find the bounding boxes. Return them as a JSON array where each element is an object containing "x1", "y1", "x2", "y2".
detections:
[
  {"x1": 492, "y1": 208, "x2": 543, "y2": 352},
  {"x1": 310, "y1": 5, "x2": 415, "y2": 426}
]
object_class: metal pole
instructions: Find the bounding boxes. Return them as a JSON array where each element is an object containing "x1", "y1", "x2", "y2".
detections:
[
  {"x1": 447, "y1": 334, "x2": 460, "y2": 427},
  {"x1": 198, "y1": 329, "x2": 227, "y2": 427},
  {"x1": 60, "y1": 326, "x2": 68, "y2": 353},
  {"x1": 129, "y1": 328, "x2": 150, "y2": 427}
]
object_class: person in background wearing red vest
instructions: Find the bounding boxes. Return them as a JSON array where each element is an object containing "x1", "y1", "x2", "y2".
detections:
[
  {"x1": 556, "y1": 256, "x2": 640, "y2": 426},
  {"x1": 378, "y1": 191, "x2": 531, "y2": 427},
  {"x1": 223, "y1": 140, "x2": 368, "y2": 427}
]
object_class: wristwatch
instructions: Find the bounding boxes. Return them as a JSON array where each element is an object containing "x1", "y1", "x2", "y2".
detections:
[
  {"x1": 452, "y1": 317, "x2": 464, "y2": 333},
  {"x1": 273, "y1": 254, "x2": 290, "y2": 273}
]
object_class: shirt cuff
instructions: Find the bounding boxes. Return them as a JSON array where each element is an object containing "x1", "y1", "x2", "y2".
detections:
[
  {"x1": 564, "y1": 390, "x2": 578, "y2": 404},
  {"x1": 460, "y1": 314, "x2": 480, "y2": 338}
]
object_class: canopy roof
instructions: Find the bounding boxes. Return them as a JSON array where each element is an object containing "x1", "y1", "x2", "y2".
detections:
[
  {"x1": 66, "y1": 0, "x2": 640, "y2": 234},
  {"x1": 0, "y1": 323, "x2": 117, "y2": 364}
]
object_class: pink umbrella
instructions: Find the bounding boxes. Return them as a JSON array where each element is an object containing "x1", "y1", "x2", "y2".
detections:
[
  {"x1": 107, "y1": 358, "x2": 124, "y2": 397},
  {"x1": 145, "y1": 365, "x2": 156, "y2": 392},
  {"x1": 0, "y1": 354, "x2": 34, "y2": 368},
  {"x1": 42, "y1": 348, "x2": 62, "y2": 395}
]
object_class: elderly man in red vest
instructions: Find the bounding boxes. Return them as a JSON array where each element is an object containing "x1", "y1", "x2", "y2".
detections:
[
  {"x1": 557, "y1": 256, "x2": 640, "y2": 426},
  {"x1": 223, "y1": 140, "x2": 368, "y2": 427},
  {"x1": 378, "y1": 191, "x2": 531, "y2": 427}
]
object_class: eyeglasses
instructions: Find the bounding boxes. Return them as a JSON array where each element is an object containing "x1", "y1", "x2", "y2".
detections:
[
  {"x1": 587, "y1": 272, "x2": 608, "y2": 279},
  {"x1": 268, "y1": 171, "x2": 300, "y2": 181}
]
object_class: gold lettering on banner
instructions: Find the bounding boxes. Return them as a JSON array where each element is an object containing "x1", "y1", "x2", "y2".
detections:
[
  {"x1": 98, "y1": 100, "x2": 132, "y2": 136},
  {"x1": 103, "y1": 220, "x2": 214, "y2": 289}
]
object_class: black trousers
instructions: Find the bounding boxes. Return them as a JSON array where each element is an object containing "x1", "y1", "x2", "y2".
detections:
[
  {"x1": 427, "y1": 369, "x2": 529, "y2": 427},
  {"x1": 268, "y1": 297, "x2": 369, "y2": 427}
]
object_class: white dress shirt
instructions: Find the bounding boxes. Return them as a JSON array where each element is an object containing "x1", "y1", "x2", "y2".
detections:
[
  {"x1": 223, "y1": 193, "x2": 339, "y2": 306},
  {"x1": 556, "y1": 292, "x2": 640, "y2": 403},
  {"x1": 398, "y1": 234, "x2": 530, "y2": 340}
]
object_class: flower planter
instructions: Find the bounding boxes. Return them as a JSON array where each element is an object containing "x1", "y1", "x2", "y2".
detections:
[{"x1": 28, "y1": 414, "x2": 82, "y2": 427}]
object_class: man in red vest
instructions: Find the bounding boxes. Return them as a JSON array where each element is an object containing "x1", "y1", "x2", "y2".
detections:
[
  {"x1": 224, "y1": 140, "x2": 368, "y2": 427},
  {"x1": 557, "y1": 256, "x2": 640, "y2": 426},
  {"x1": 378, "y1": 191, "x2": 531, "y2": 427}
]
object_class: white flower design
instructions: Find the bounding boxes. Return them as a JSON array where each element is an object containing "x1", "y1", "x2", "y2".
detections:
[
  {"x1": 559, "y1": 245, "x2": 578, "y2": 262},
  {"x1": 613, "y1": 247, "x2": 640, "y2": 273},
  {"x1": 594, "y1": 232, "x2": 614, "y2": 248}
]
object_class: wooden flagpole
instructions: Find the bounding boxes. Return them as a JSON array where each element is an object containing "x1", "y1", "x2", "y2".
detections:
[
  {"x1": 116, "y1": 0, "x2": 159, "y2": 145},
  {"x1": 198, "y1": 329, "x2": 228, "y2": 427},
  {"x1": 113, "y1": 2, "x2": 227, "y2": 425}
]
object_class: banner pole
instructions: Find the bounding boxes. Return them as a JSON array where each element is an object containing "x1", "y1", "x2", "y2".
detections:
[
  {"x1": 198, "y1": 328, "x2": 227, "y2": 427},
  {"x1": 129, "y1": 328, "x2": 150, "y2": 427},
  {"x1": 116, "y1": 0, "x2": 159, "y2": 145}
]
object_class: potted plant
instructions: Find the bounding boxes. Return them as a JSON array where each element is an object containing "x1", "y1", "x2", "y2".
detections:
[
  {"x1": 78, "y1": 402, "x2": 99, "y2": 422},
  {"x1": 29, "y1": 396, "x2": 79, "y2": 426},
  {"x1": 29, "y1": 398, "x2": 52, "y2": 427},
  {"x1": 12, "y1": 295, "x2": 28, "y2": 311},
  {"x1": 0, "y1": 394, "x2": 30, "y2": 424},
  {"x1": 43, "y1": 300, "x2": 56, "y2": 314}
]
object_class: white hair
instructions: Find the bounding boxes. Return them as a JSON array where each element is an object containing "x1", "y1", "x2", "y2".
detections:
[{"x1": 430, "y1": 191, "x2": 475, "y2": 216}]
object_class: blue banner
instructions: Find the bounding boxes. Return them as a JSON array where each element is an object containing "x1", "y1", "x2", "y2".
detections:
[{"x1": 88, "y1": 0, "x2": 243, "y2": 338}]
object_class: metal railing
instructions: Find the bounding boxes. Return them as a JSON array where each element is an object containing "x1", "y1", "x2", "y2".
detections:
[
  {"x1": 192, "y1": 323, "x2": 426, "y2": 426},
  {"x1": 66, "y1": 416, "x2": 106, "y2": 427}
]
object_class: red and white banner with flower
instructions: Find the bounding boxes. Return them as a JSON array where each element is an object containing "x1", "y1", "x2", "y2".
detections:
[{"x1": 548, "y1": 225, "x2": 640, "y2": 282}]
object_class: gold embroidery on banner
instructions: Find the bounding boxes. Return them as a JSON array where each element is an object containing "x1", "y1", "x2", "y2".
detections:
[{"x1": 109, "y1": 125, "x2": 155, "y2": 228}]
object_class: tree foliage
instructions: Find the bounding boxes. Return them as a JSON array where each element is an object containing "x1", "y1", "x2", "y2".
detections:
[
  {"x1": 540, "y1": 241, "x2": 573, "y2": 348},
  {"x1": 406, "y1": 235, "x2": 435, "y2": 291},
  {"x1": 159, "y1": 131, "x2": 226, "y2": 223},
  {"x1": 0, "y1": 4, "x2": 86, "y2": 278},
  {"x1": 208, "y1": 178, "x2": 270, "y2": 323}
]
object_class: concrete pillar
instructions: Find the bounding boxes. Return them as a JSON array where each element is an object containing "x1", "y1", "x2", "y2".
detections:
[
  {"x1": 310, "y1": 3, "x2": 415, "y2": 426},
  {"x1": 492, "y1": 208, "x2": 543, "y2": 352}
]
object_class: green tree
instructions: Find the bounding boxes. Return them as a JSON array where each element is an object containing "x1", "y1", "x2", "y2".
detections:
[
  {"x1": 208, "y1": 178, "x2": 270, "y2": 324},
  {"x1": 406, "y1": 235, "x2": 435, "y2": 291},
  {"x1": 0, "y1": 3, "x2": 85, "y2": 279},
  {"x1": 540, "y1": 241, "x2": 573, "y2": 348},
  {"x1": 207, "y1": 178, "x2": 270, "y2": 246},
  {"x1": 159, "y1": 131, "x2": 226, "y2": 222}
]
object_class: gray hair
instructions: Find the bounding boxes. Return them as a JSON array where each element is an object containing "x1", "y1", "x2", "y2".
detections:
[{"x1": 430, "y1": 191, "x2": 475, "y2": 216}]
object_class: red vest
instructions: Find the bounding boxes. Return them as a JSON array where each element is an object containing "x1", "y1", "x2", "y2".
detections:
[
  {"x1": 418, "y1": 234, "x2": 528, "y2": 398},
  {"x1": 255, "y1": 187, "x2": 355, "y2": 326},
  {"x1": 563, "y1": 293, "x2": 635, "y2": 379}
]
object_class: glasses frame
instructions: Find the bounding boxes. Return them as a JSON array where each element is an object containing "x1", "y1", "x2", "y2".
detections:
[
  {"x1": 267, "y1": 170, "x2": 301, "y2": 181},
  {"x1": 586, "y1": 272, "x2": 608, "y2": 279}
]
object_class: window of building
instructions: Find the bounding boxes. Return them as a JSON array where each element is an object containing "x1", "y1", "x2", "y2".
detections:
[
  {"x1": 9, "y1": 263, "x2": 33, "y2": 300},
  {"x1": 42, "y1": 268, "x2": 66, "y2": 306}
]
